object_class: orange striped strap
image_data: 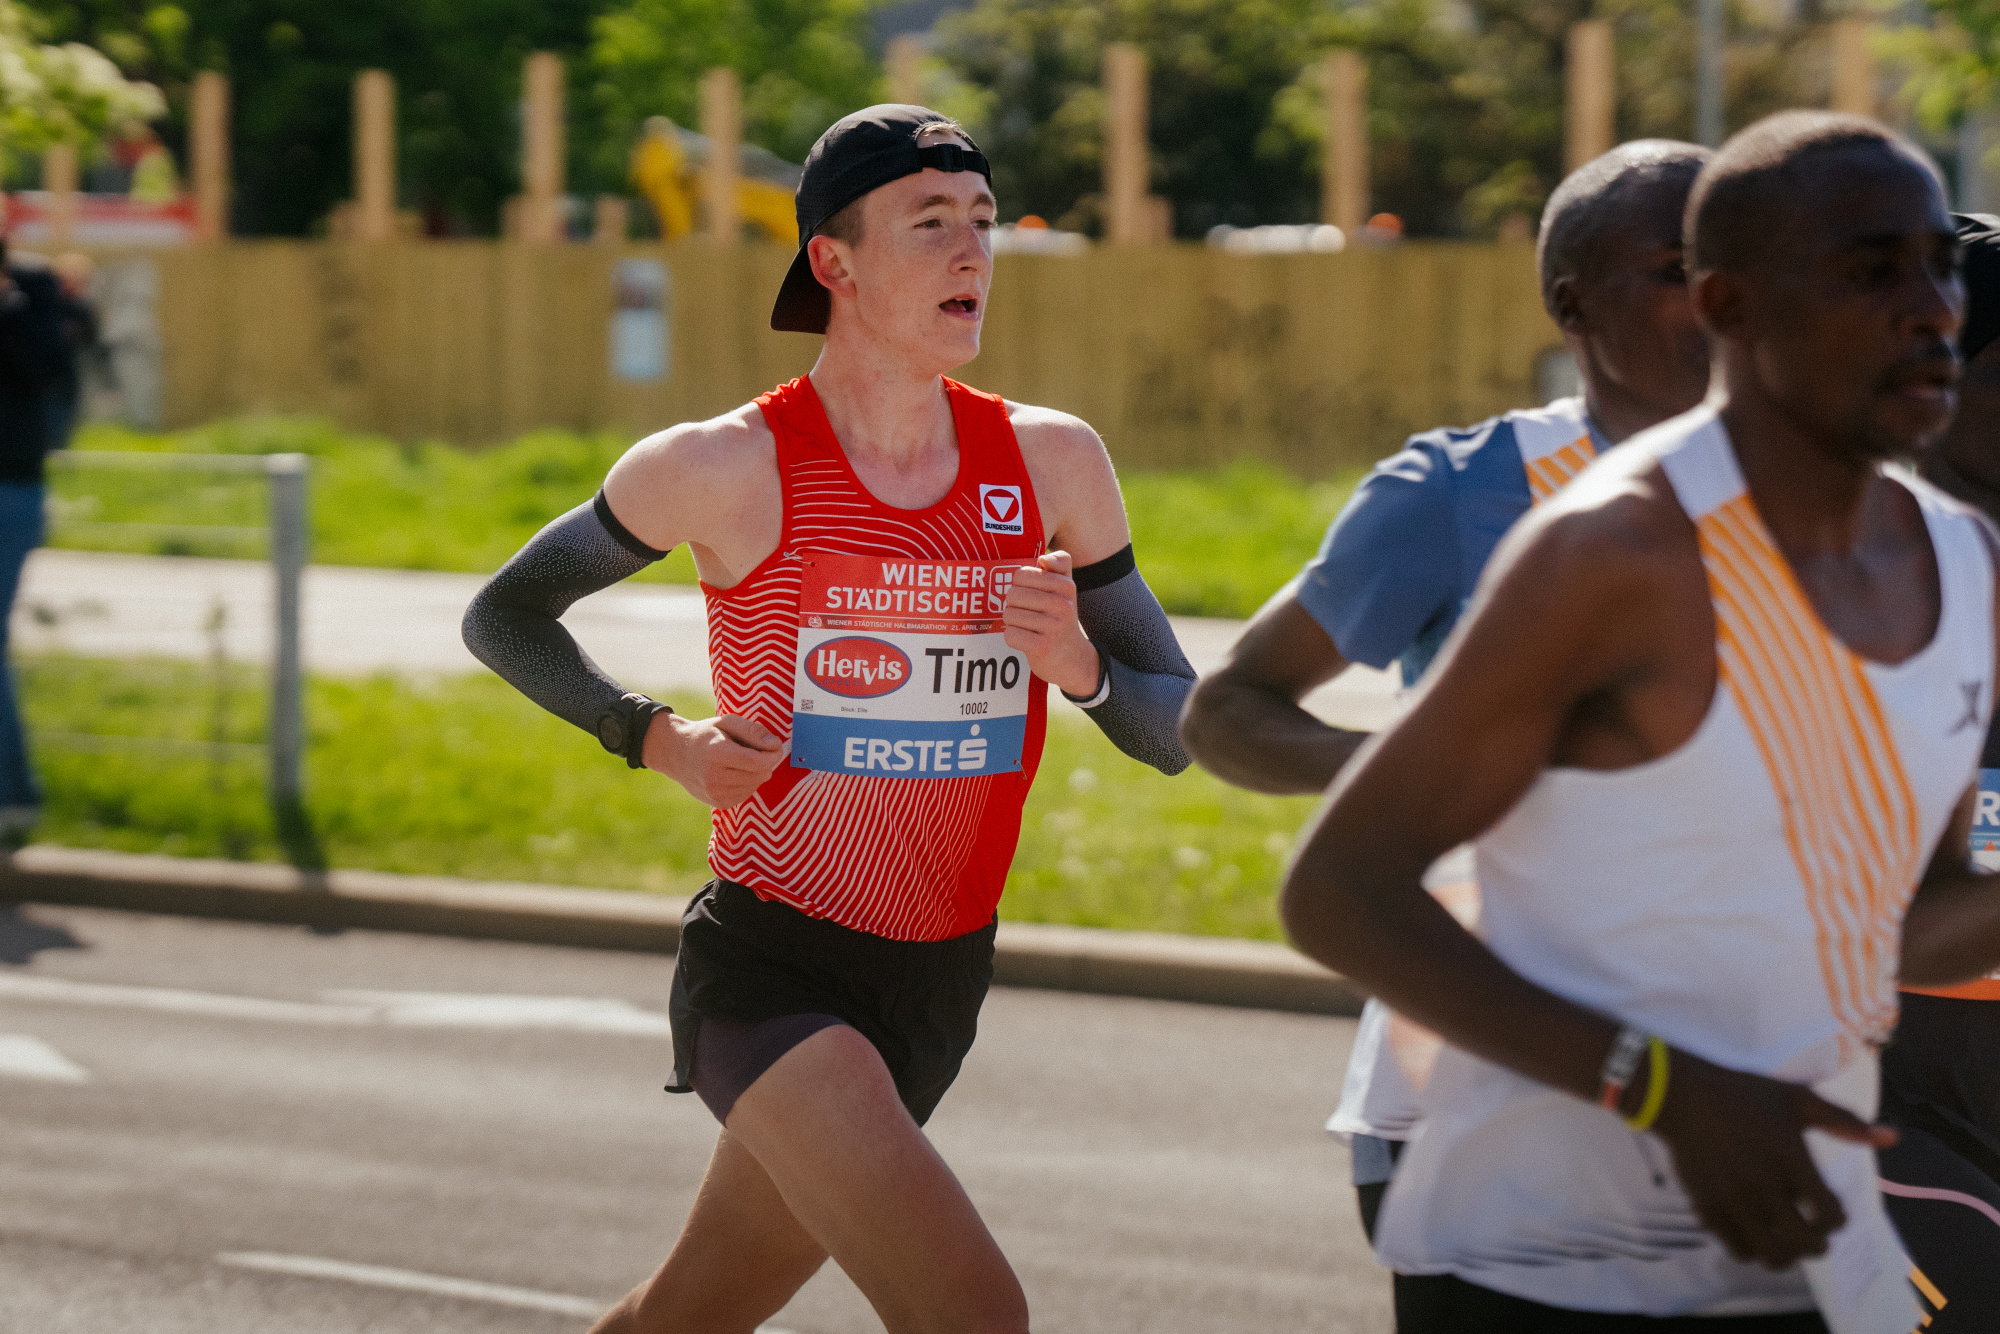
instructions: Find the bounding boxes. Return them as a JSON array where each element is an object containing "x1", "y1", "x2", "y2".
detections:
[{"x1": 1902, "y1": 979, "x2": 2000, "y2": 1002}]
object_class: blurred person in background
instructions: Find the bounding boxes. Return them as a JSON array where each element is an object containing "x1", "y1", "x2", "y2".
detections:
[
  {"x1": 0, "y1": 236, "x2": 74, "y2": 843},
  {"x1": 47, "y1": 252, "x2": 99, "y2": 451},
  {"x1": 1877, "y1": 211, "x2": 2000, "y2": 1329},
  {"x1": 1180, "y1": 139, "x2": 1713, "y2": 1243}
]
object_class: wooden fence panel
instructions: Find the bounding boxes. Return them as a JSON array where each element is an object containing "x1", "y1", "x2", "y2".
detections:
[{"x1": 116, "y1": 238, "x2": 1561, "y2": 476}]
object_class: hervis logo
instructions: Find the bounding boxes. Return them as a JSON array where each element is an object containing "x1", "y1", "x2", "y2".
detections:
[
  {"x1": 806, "y1": 636, "x2": 911, "y2": 698},
  {"x1": 979, "y1": 484, "x2": 1024, "y2": 535}
]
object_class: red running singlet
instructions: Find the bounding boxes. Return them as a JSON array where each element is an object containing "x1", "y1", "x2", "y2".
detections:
[{"x1": 701, "y1": 376, "x2": 1050, "y2": 941}]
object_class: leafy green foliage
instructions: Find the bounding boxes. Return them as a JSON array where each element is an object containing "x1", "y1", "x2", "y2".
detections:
[
  {"x1": 23, "y1": 658, "x2": 1315, "y2": 938},
  {"x1": 27, "y1": 0, "x2": 602, "y2": 235},
  {"x1": 582, "y1": 0, "x2": 884, "y2": 191},
  {"x1": 941, "y1": 0, "x2": 1837, "y2": 238},
  {"x1": 0, "y1": 0, "x2": 160, "y2": 165},
  {"x1": 1881, "y1": 0, "x2": 2000, "y2": 133}
]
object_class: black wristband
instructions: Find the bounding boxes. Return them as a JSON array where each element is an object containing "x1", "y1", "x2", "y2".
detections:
[
  {"x1": 596, "y1": 692, "x2": 672, "y2": 768},
  {"x1": 1060, "y1": 646, "x2": 1112, "y2": 707}
]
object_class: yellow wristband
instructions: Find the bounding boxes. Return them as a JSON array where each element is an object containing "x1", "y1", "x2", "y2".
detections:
[{"x1": 1624, "y1": 1036, "x2": 1670, "y2": 1132}]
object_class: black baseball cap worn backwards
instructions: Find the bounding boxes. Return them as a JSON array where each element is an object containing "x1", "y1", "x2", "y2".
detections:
[{"x1": 770, "y1": 103, "x2": 992, "y2": 334}]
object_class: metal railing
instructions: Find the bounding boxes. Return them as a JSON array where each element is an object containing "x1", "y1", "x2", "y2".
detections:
[{"x1": 40, "y1": 449, "x2": 309, "y2": 801}]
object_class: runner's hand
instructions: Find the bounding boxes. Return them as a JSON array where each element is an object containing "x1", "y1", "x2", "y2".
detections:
[
  {"x1": 1651, "y1": 1051, "x2": 1896, "y2": 1269},
  {"x1": 1004, "y1": 551, "x2": 1100, "y2": 698},
  {"x1": 647, "y1": 713, "x2": 789, "y2": 810}
]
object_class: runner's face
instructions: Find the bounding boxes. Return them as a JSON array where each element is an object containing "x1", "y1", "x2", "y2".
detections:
[
  {"x1": 1708, "y1": 147, "x2": 1962, "y2": 461},
  {"x1": 1933, "y1": 337, "x2": 2000, "y2": 491},
  {"x1": 1572, "y1": 179, "x2": 1709, "y2": 422},
  {"x1": 843, "y1": 141, "x2": 995, "y2": 369}
]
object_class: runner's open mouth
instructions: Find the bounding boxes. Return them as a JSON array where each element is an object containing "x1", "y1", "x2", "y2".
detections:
[{"x1": 941, "y1": 297, "x2": 978, "y2": 314}]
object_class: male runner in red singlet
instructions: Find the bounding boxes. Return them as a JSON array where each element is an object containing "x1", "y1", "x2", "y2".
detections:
[
  {"x1": 1180, "y1": 140, "x2": 1710, "y2": 1240},
  {"x1": 1877, "y1": 211, "x2": 2000, "y2": 1329},
  {"x1": 463, "y1": 105, "x2": 1194, "y2": 1334},
  {"x1": 1283, "y1": 113, "x2": 2000, "y2": 1331}
]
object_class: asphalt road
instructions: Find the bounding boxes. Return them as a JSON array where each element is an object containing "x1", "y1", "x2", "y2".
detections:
[
  {"x1": 11, "y1": 549, "x2": 1402, "y2": 729},
  {"x1": 1, "y1": 904, "x2": 1391, "y2": 1333}
]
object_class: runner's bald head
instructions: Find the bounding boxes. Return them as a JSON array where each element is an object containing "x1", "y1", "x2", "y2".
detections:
[
  {"x1": 1538, "y1": 140, "x2": 1709, "y2": 315},
  {"x1": 1687, "y1": 111, "x2": 1940, "y2": 273}
]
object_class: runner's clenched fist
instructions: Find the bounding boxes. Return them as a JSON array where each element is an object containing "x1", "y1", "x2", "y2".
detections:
[{"x1": 1003, "y1": 550, "x2": 1101, "y2": 698}]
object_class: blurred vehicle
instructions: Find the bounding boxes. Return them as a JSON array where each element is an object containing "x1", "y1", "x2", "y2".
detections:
[
  {"x1": 1206, "y1": 223, "x2": 1346, "y2": 254},
  {"x1": 990, "y1": 215, "x2": 1089, "y2": 254},
  {"x1": 630, "y1": 117, "x2": 802, "y2": 245}
]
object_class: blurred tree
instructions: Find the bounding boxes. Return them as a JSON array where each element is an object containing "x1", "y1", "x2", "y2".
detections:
[
  {"x1": 1881, "y1": 0, "x2": 2000, "y2": 132},
  {"x1": 25, "y1": 0, "x2": 600, "y2": 236},
  {"x1": 583, "y1": 0, "x2": 885, "y2": 196},
  {"x1": 0, "y1": 0, "x2": 163, "y2": 166},
  {"x1": 941, "y1": 0, "x2": 1833, "y2": 239}
]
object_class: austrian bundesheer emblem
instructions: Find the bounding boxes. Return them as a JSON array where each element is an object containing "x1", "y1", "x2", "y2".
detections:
[{"x1": 979, "y1": 484, "x2": 1024, "y2": 535}]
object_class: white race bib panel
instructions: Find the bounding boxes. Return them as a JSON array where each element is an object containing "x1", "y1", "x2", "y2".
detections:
[
  {"x1": 792, "y1": 552, "x2": 1031, "y2": 778},
  {"x1": 1972, "y1": 769, "x2": 2000, "y2": 872}
]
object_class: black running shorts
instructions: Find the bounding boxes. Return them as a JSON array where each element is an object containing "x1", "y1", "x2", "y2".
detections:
[
  {"x1": 666, "y1": 879, "x2": 996, "y2": 1126},
  {"x1": 1392, "y1": 1275, "x2": 1827, "y2": 1332},
  {"x1": 1879, "y1": 993, "x2": 2000, "y2": 1330}
]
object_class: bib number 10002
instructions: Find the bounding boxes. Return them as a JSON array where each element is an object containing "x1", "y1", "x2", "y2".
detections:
[{"x1": 790, "y1": 551, "x2": 1034, "y2": 778}]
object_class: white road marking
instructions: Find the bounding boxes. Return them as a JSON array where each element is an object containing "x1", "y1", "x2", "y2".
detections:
[
  {"x1": 213, "y1": 1252, "x2": 798, "y2": 1331},
  {"x1": 0, "y1": 1033, "x2": 89, "y2": 1082},
  {"x1": 215, "y1": 1252, "x2": 603, "y2": 1319},
  {"x1": 0, "y1": 975, "x2": 670, "y2": 1037},
  {"x1": 0, "y1": 974, "x2": 375, "y2": 1024},
  {"x1": 324, "y1": 990, "x2": 675, "y2": 1036}
]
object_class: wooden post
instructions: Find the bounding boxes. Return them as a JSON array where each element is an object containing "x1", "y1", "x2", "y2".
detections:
[
  {"x1": 1321, "y1": 49, "x2": 1367, "y2": 235},
  {"x1": 43, "y1": 142, "x2": 78, "y2": 249},
  {"x1": 353, "y1": 69, "x2": 395, "y2": 243},
  {"x1": 594, "y1": 195, "x2": 629, "y2": 244},
  {"x1": 1830, "y1": 16, "x2": 1874, "y2": 118},
  {"x1": 1103, "y1": 43, "x2": 1148, "y2": 245},
  {"x1": 888, "y1": 35, "x2": 925, "y2": 106},
  {"x1": 522, "y1": 52, "x2": 565, "y2": 243},
  {"x1": 191, "y1": 71, "x2": 229, "y2": 242},
  {"x1": 701, "y1": 67, "x2": 741, "y2": 246},
  {"x1": 1566, "y1": 20, "x2": 1615, "y2": 172}
]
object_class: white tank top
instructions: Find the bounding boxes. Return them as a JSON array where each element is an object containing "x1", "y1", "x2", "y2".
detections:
[{"x1": 1374, "y1": 409, "x2": 1993, "y2": 1326}]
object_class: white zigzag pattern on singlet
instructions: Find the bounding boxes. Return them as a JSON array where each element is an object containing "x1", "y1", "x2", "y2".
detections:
[{"x1": 704, "y1": 447, "x2": 1029, "y2": 941}]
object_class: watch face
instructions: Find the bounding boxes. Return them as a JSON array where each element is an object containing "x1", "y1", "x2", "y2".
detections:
[{"x1": 598, "y1": 713, "x2": 626, "y2": 752}]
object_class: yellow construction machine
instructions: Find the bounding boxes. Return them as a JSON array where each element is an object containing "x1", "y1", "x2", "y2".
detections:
[{"x1": 630, "y1": 116, "x2": 800, "y2": 244}]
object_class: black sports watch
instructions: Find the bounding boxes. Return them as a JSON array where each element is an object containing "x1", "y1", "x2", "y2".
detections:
[{"x1": 596, "y1": 692, "x2": 672, "y2": 769}]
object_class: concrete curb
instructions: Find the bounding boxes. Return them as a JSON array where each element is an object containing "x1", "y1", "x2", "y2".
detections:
[{"x1": 0, "y1": 845, "x2": 1366, "y2": 1017}]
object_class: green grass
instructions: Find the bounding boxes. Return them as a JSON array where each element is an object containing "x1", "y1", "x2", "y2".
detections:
[
  {"x1": 22, "y1": 657, "x2": 1319, "y2": 940},
  {"x1": 56, "y1": 418, "x2": 1361, "y2": 621}
]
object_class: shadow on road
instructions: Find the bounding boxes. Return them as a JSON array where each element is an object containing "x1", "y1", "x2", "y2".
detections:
[
  {"x1": 273, "y1": 795, "x2": 345, "y2": 935},
  {"x1": 0, "y1": 902, "x2": 83, "y2": 965},
  {"x1": 274, "y1": 795, "x2": 327, "y2": 875}
]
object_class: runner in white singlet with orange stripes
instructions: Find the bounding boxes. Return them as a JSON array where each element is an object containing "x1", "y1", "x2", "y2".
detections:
[
  {"x1": 1182, "y1": 141, "x2": 1712, "y2": 1242},
  {"x1": 1281, "y1": 113, "x2": 2000, "y2": 1332},
  {"x1": 463, "y1": 106, "x2": 1195, "y2": 1334}
]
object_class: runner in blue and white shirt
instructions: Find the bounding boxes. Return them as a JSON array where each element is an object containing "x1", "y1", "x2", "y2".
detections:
[{"x1": 1181, "y1": 140, "x2": 1713, "y2": 1245}]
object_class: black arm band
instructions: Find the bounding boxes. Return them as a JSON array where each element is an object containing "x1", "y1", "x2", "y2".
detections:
[
  {"x1": 593, "y1": 489, "x2": 670, "y2": 562},
  {"x1": 1073, "y1": 543, "x2": 1138, "y2": 591}
]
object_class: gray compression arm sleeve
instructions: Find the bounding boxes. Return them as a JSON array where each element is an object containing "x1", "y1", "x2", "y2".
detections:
[
  {"x1": 1068, "y1": 547, "x2": 1195, "y2": 775},
  {"x1": 461, "y1": 492, "x2": 666, "y2": 734}
]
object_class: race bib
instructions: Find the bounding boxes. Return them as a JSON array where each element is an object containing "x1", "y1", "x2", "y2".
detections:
[
  {"x1": 791, "y1": 551, "x2": 1032, "y2": 778},
  {"x1": 1972, "y1": 769, "x2": 2000, "y2": 873}
]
